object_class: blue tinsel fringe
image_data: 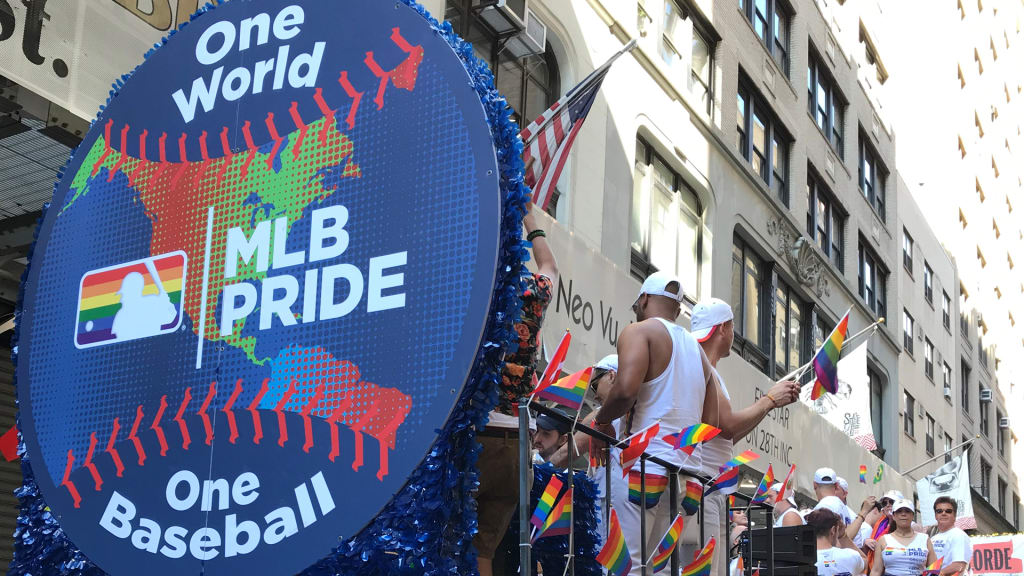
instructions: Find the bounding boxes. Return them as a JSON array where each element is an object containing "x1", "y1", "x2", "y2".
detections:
[{"x1": 8, "y1": 1, "x2": 530, "y2": 575}]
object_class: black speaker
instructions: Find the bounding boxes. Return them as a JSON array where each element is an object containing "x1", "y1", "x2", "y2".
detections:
[
  {"x1": 741, "y1": 525, "x2": 816, "y2": 566},
  {"x1": 742, "y1": 565, "x2": 817, "y2": 576}
]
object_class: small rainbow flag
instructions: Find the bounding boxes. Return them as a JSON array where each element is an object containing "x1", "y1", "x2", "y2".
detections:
[
  {"x1": 663, "y1": 423, "x2": 722, "y2": 450},
  {"x1": 925, "y1": 557, "x2": 944, "y2": 575},
  {"x1": 650, "y1": 514, "x2": 685, "y2": 573},
  {"x1": 530, "y1": 475, "x2": 564, "y2": 531},
  {"x1": 628, "y1": 470, "x2": 668, "y2": 509},
  {"x1": 597, "y1": 509, "x2": 632, "y2": 576},
  {"x1": 534, "y1": 330, "x2": 571, "y2": 395},
  {"x1": 534, "y1": 487, "x2": 572, "y2": 541},
  {"x1": 811, "y1": 310, "x2": 850, "y2": 400},
  {"x1": 720, "y1": 450, "x2": 759, "y2": 472},
  {"x1": 76, "y1": 252, "x2": 187, "y2": 348},
  {"x1": 620, "y1": 422, "x2": 660, "y2": 475},
  {"x1": 751, "y1": 464, "x2": 775, "y2": 504},
  {"x1": 705, "y1": 467, "x2": 739, "y2": 497},
  {"x1": 866, "y1": 516, "x2": 890, "y2": 568},
  {"x1": 536, "y1": 366, "x2": 592, "y2": 411},
  {"x1": 682, "y1": 537, "x2": 715, "y2": 576},
  {"x1": 874, "y1": 463, "x2": 884, "y2": 484},
  {"x1": 859, "y1": 464, "x2": 868, "y2": 484},
  {"x1": 683, "y1": 480, "x2": 702, "y2": 515}
]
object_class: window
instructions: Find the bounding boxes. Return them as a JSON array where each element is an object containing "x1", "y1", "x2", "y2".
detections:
[
  {"x1": 661, "y1": 1, "x2": 715, "y2": 113},
  {"x1": 944, "y1": 433, "x2": 954, "y2": 463},
  {"x1": 943, "y1": 362, "x2": 953, "y2": 397},
  {"x1": 903, "y1": 229, "x2": 914, "y2": 273},
  {"x1": 998, "y1": 409, "x2": 1006, "y2": 457},
  {"x1": 808, "y1": 50, "x2": 845, "y2": 156},
  {"x1": 869, "y1": 366, "x2": 887, "y2": 456},
  {"x1": 858, "y1": 241, "x2": 887, "y2": 320},
  {"x1": 903, "y1": 310, "x2": 915, "y2": 355},
  {"x1": 445, "y1": 0, "x2": 560, "y2": 126},
  {"x1": 741, "y1": 0, "x2": 790, "y2": 73},
  {"x1": 773, "y1": 278, "x2": 807, "y2": 377},
  {"x1": 999, "y1": 478, "x2": 1008, "y2": 516},
  {"x1": 732, "y1": 236, "x2": 768, "y2": 372},
  {"x1": 960, "y1": 286, "x2": 970, "y2": 336},
  {"x1": 904, "y1": 391, "x2": 916, "y2": 437},
  {"x1": 924, "y1": 262, "x2": 934, "y2": 302},
  {"x1": 859, "y1": 133, "x2": 887, "y2": 220},
  {"x1": 1014, "y1": 494, "x2": 1020, "y2": 530},
  {"x1": 924, "y1": 338, "x2": 934, "y2": 380},
  {"x1": 926, "y1": 414, "x2": 935, "y2": 455},
  {"x1": 960, "y1": 359, "x2": 971, "y2": 412},
  {"x1": 806, "y1": 169, "x2": 844, "y2": 270},
  {"x1": 631, "y1": 138, "x2": 704, "y2": 292},
  {"x1": 980, "y1": 459, "x2": 992, "y2": 500},
  {"x1": 738, "y1": 78, "x2": 791, "y2": 203},
  {"x1": 942, "y1": 291, "x2": 951, "y2": 330},
  {"x1": 980, "y1": 385, "x2": 989, "y2": 435}
]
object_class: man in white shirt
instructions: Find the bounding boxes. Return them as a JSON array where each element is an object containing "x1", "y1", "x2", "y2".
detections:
[
  {"x1": 930, "y1": 496, "x2": 972, "y2": 576},
  {"x1": 807, "y1": 508, "x2": 867, "y2": 576},
  {"x1": 836, "y1": 477, "x2": 865, "y2": 547},
  {"x1": 770, "y1": 482, "x2": 804, "y2": 527},
  {"x1": 812, "y1": 467, "x2": 873, "y2": 551}
]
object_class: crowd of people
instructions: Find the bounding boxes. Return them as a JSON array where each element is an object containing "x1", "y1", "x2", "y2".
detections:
[{"x1": 472, "y1": 209, "x2": 970, "y2": 576}]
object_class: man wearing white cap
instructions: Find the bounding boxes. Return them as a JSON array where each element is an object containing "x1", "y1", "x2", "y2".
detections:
[
  {"x1": 771, "y1": 482, "x2": 805, "y2": 527},
  {"x1": 591, "y1": 271, "x2": 719, "y2": 576},
  {"x1": 836, "y1": 477, "x2": 866, "y2": 547},
  {"x1": 688, "y1": 297, "x2": 801, "y2": 574},
  {"x1": 812, "y1": 467, "x2": 875, "y2": 551}
]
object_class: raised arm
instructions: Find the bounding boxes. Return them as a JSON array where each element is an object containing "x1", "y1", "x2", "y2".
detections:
[{"x1": 524, "y1": 206, "x2": 557, "y2": 280}]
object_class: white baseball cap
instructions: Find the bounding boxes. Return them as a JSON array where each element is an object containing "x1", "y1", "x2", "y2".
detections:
[
  {"x1": 837, "y1": 477, "x2": 849, "y2": 491},
  {"x1": 634, "y1": 270, "x2": 684, "y2": 305},
  {"x1": 882, "y1": 490, "x2": 904, "y2": 502},
  {"x1": 594, "y1": 354, "x2": 618, "y2": 372},
  {"x1": 690, "y1": 298, "x2": 735, "y2": 342},
  {"x1": 814, "y1": 467, "x2": 837, "y2": 484},
  {"x1": 892, "y1": 499, "x2": 915, "y2": 514}
]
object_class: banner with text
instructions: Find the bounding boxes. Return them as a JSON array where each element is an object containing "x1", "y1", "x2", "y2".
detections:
[
  {"x1": 799, "y1": 342, "x2": 877, "y2": 450},
  {"x1": 917, "y1": 449, "x2": 977, "y2": 529},
  {"x1": 970, "y1": 535, "x2": 1024, "y2": 576}
]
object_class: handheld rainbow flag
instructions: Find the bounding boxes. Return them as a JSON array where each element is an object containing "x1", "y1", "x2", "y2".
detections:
[
  {"x1": 663, "y1": 423, "x2": 722, "y2": 451},
  {"x1": 704, "y1": 466, "x2": 739, "y2": 497},
  {"x1": 811, "y1": 310, "x2": 850, "y2": 400},
  {"x1": 620, "y1": 422, "x2": 661, "y2": 476},
  {"x1": 859, "y1": 464, "x2": 868, "y2": 484},
  {"x1": 865, "y1": 516, "x2": 890, "y2": 568},
  {"x1": 628, "y1": 470, "x2": 668, "y2": 509},
  {"x1": 682, "y1": 537, "x2": 715, "y2": 576},
  {"x1": 720, "y1": 450, "x2": 759, "y2": 472},
  {"x1": 925, "y1": 557, "x2": 944, "y2": 575},
  {"x1": 649, "y1": 514, "x2": 685, "y2": 573},
  {"x1": 535, "y1": 366, "x2": 592, "y2": 411},
  {"x1": 682, "y1": 479, "x2": 702, "y2": 515},
  {"x1": 534, "y1": 487, "x2": 572, "y2": 541},
  {"x1": 778, "y1": 464, "x2": 796, "y2": 497},
  {"x1": 530, "y1": 475, "x2": 564, "y2": 532},
  {"x1": 596, "y1": 509, "x2": 632, "y2": 576},
  {"x1": 873, "y1": 463, "x2": 884, "y2": 484},
  {"x1": 533, "y1": 330, "x2": 571, "y2": 395},
  {"x1": 750, "y1": 464, "x2": 775, "y2": 504}
]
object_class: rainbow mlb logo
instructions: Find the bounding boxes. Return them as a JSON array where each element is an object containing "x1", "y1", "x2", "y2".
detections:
[{"x1": 75, "y1": 252, "x2": 187, "y2": 348}]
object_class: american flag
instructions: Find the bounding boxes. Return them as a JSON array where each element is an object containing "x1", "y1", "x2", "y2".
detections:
[{"x1": 520, "y1": 40, "x2": 636, "y2": 210}]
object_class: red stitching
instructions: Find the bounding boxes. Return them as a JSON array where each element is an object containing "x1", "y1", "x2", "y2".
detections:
[
  {"x1": 108, "y1": 124, "x2": 130, "y2": 181},
  {"x1": 222, "y1": 379, "x2": 243, "y2": 444},
  {"x1": 61, "y1": 450, "x2": 81, "y2": 508},
  {"x1": 198, "y1": 381, "x2": 217, "y2": 446},
  {"x1": 92, "y1": 119, "x2": 114, "y2": 176},
  {"x1": 240, "y1": 120, "x2": 257, "y2": 181},
  {"x1": 337, "y1": 71, "x2": 363, "y2": 131},
  {"x1": 128, "y1": 405, "x2": 145, "y2": 466},
  {"x1": 199, "y1": 130, "x2": 210, "y2": 161},
  {"x1": 264, "y1": 113, "x2": 284, "y2": 170},
  {"x1": 173, "y1": 387, "x2": 192, "y2": 450},
  {"x1": 312, "y1": 87, "x2": 337, "y2": 145},
  {"x1": 274, "y1": 380, "x2": 298, "y2": 447},
  {"x1": 301, "y1": 383, "x2": 325, "y2": 454},
  {"x1": 151, "y1": 395, "x2": 169, "y2": 457},
  {"x1": 220, "y1": 125, "x2": 231, "y2": 156},
  {"x1": 83, "y1": 432, "x2": 102, "y2": 491},
  {"x1": 289, "y1": 101, "x2": 309, "y2": 160},
  {"x1": 158, "y1": 132, "x2": 168, "y2": 163},
  {"x1": 248, "y1": 378, "x2": 269, "y2": 445},
  {"x1": 105, "y1": 418, "x2": 125, "y2": 478}
]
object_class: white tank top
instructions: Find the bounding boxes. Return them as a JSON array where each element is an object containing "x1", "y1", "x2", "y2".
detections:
[
  {"x1": 774, "y1": 507, "x2": 804, "y2": 527},
  {"x1": 627, "y1": 318, "x2": 707, "y2": 476},
  {"x1": 881, "y1": 533, "x2": 930, "y2": 576},
  {"x1": 697, "y1": 367, "x2": 732, "y2": 476}
]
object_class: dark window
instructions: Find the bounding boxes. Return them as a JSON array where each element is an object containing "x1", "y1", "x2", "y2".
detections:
[
  {"x1": 999, "y1": 478, "x2": 1008, "y2": 516},
  {"x1": 738, "y1": 77, "x2": 791, "y2": 204},
  {"x1": 869, "y1": 366, "x2": 887, "y2": 456},
  {"x1": 980, "y1": 385, "x2": 990, "y2": 435},
  {"x1": 926, "y1": 414, "x2": 935, "y2": 455},
  {"x1": 806, "y1": 169, "x2": 844, "y2": 270},
  {"x1": 1014, "y1": 494, "x2": 1020, "y2": 529},
  {"x1": 998, "y1": 409, "x2": 1006, "y2": 457},
  {"x1": 943, "y1": 291, "x2": 952, "y2": 330},
  {"x1": 630, "y1": 138, "x2": 704, "y2": 292},
  {"x1": 943, "y1": 362, "x2": 953, "y2": 398},
  {"x1": 904, "y1": 391, "x2": 915, "y2": 437},
  {"x1": 960, "y1": 286, "x2": 971, "y2": 335},
  {"x1": 807, "y1": 50, "x2": 845, "y2": 156},
  {"x1": 773, "y1": 278, "x2": 807, "y2": 377},
  {"x1": 732, "y1": 236, "x2": 769, "y2": 373},
  {"x1": 859, "y1": 133, "x2": 887, "y2": 220},
  {"x1": 741, "y1": 0, "x2": 790, "y2": 74},
  {"x1": 944, "y1": 434, "x2": 954, "y2": 463},
  {"x1": 924, "y1": 338, "x2": 934, "y2": 381},
  {"x1": 903, "y1": 309, "x2": 915, "y2": 355},
  {"x1": 903, "y1": 229, "x2": 914, "y2": 273},
  {"x1": 961, "y1": 359, "x2": 971, "y2": 413},
  {"x1": 980, "y1": 458, "x2": 992, "y2": 500},
  {"x1": 858, "y1": 240, "x2": 888, "y2": 320},
  {"x1": 924, "y1": 262, "x2": 934, "y2": 303}
]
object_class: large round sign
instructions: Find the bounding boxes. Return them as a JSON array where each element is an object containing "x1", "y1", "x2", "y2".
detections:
[{"x1": 16, "y1": 1, "x2": 499, "y2": 574}]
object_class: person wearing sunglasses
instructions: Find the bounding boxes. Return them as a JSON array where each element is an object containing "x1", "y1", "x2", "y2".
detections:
[
  {"x1": 868, "y1": 499, "x2": 937, "y2": 576},
  {"x1": 929, "y1": 497, "x2": 972, "y2": 576}
]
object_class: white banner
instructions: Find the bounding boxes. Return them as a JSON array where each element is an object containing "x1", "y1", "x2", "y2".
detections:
[
  {"x1": 799, "y1": 342, "x2": 877, "y2": 450},
  {"x1": 917, "y1": 449, "x2": 977, "y2": 529}
]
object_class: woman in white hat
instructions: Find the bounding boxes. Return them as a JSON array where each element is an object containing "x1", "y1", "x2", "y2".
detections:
[{"x1": 869, "y1": 499, "x2": 936, "y2": 576}]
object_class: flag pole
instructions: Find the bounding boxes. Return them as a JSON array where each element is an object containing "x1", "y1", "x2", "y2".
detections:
[
  {"x1": 560, "y1": 382, "x2": 593, "y2": 576},
  {"x1": 777, "y1": 318, "x2": 884, "y2": 385},
  {"x1": 900, "y1": 436, "x2": 977, "y2": 478}
]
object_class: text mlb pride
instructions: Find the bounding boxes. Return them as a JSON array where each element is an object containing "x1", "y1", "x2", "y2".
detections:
[
  {"x1": 100, "y1": 469, "x2": 335, "y2": 561},
  {"x1": 219, "y1": 204, "x2": 408, "y2": 336}
]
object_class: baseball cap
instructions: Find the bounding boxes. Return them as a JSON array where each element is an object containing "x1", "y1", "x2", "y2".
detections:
[
  {"x1": 892, "y1": 499, "x2": 915, "y2": 514},
  {"x1": 814, "y1": 467, "x2": 837, "y2": 484},
  {"x1": 881, "y1": 490, "x2": 904, "y2": 502},
  {"x1": 634, "y1": 270, "x2": 684, "y2": 305},
  {"x1": 691, "y1": 298, "x2": 734, "y2": 342},
  {"x1": 837, "y1": 477, "x2": 849, "y2": 491},
  {"x1": 594, "y1": 354, "x2": 618, "y2": 372},
  {"x1": 771, "y1": 482, "x2": 797, "y2": 506},
  {"x1": 536, "y1": 413, "x2": 571, "y2": 435}
]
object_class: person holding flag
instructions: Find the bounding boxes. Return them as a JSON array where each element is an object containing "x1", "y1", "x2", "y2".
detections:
[
  {"x1": 929, "y1": 497, "x2": 972, "y2": 576},
  {"x1": 811, "y1": 468, "x2": 875, "y2": 552},
  {"x1": 869, "y1": 499, "x2": 937, "y2": 576},
  {"x1": 770, "y1": 482, "x2": 805, "y2": 527},
  {"x1": 807, "y1": 509, "x2": 867, "y2": 576}
]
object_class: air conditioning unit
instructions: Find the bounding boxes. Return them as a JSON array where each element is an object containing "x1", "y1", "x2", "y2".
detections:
[
  {"x1": 999, "y1": 418, "x2": 1011, "y2": 429},
  {"x1": 980, "y1": 388, "x2": 993, "y2": 402},
  {"x1": 474, "y1": 0, "x2": 526, "y2": 36},
  {"x1": 504, "y1": 6, "x2": 547, "y2": 58},
  {"x1": 918, "y1": 404, "x2": 925, "y2": 418},
  {"x1": 944, "y1": 386, "x2": 953, "y2": 400}
]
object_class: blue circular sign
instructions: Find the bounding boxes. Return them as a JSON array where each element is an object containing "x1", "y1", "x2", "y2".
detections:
[{"x1": 16, "y1": 1, "x2": 499, "y2": 574}]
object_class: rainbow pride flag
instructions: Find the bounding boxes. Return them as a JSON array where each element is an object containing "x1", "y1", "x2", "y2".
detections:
[
  {"x1": 663, "y1": 423, "x2": 722, "y2": 451},
  {"x1": 650, "y1": 514, "x2": 685, "y2": 573},
  {"x1": 751, "y1": 464, "x2": 775, "y2": 504},
  {"x1": 620, "y1": 422, "x2": 660, "y2": 475},
  {"x1": 859, "y1": 464, "x2": 868, "y2": 484},
  {"x1": 596, "y1": 509, "x2": 631, "y2": 576},
  {"x1": 682, "y1": 537, "x2": 715, "y2": 576},
  {"x1": 720, "y1": 450, "x2": 759, "y2": 472},
  {"x1": 866, "y1": 516, "x2": 890, "y2": 568},
  {"x1": 628, "y1": 470, "x2": 668, "y2": 509},
  {"x1": 811, "y1": 310, "x2": 850, "y2": 400},
  {"x1": 536, "y1": 366, "x2": 592, "y2": 411},
  {"x1": 76, "y1": 252, "x2": 186, "y2": 348},
  {"x1": 704, "y1": 467, "x2": 739, "y2": 497},
  {"x1": 535, "y1": 488, "x2": 572, "y2": 541},
  {"x1": 925, "y1": 557, "x2": 944, "y2": 575},
  {"x1": 530, "y1": 475, "x2": 564, "y2": 532},
  {"x1": 682, "y1": 480, "x2": 702, "y2": 515},
  {"x1": 534, "y1": 330, "x2": 571, "y2": 395}
]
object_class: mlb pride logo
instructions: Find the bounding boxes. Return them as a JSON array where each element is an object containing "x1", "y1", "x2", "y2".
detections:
[{"x1": 75, "y1": 252, "x2": 187, "y2": 348}]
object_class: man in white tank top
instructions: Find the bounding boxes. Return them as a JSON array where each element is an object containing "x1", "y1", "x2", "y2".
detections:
[
  {"x1": 591, "y1": 271, "x2": 719, "y2": 576},
  {"x1": 688, "y1": 298, "x2": 801, "y2": 576}
]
